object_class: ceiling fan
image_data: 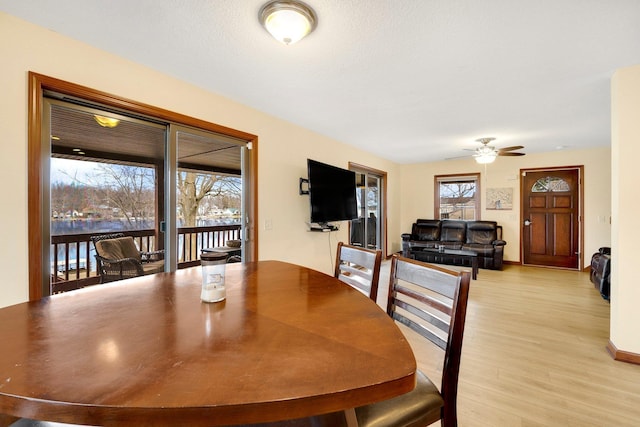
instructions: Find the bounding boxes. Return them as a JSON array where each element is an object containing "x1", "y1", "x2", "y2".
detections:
[{"x1": 468, "y1": 137, "x2": 525, "y2": 164}]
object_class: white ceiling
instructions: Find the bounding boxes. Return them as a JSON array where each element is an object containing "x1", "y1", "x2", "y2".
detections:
[{"x1": 2, "y1": 0, "x2": 639, "y2": 164}]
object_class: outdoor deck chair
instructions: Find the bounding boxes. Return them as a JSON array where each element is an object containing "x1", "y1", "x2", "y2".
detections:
[{"x1": 91, "y1": 233, "x2": 164, "y2": 283}]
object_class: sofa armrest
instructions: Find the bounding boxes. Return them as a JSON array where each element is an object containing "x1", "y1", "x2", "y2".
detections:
[
  {"x1": 141, "y1": 249, "x2": 165, "y2": 262},
  {"x1": 491, "y1": 241, "x2": 506, "y2": 270},
  {"x1": 401, "y1": 234, "x2": 413, "y2": 257}
]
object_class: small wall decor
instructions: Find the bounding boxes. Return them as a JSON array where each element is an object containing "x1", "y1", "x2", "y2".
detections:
[{"x1": 487, "y1": 188, "x2": 513, "y2": 210}]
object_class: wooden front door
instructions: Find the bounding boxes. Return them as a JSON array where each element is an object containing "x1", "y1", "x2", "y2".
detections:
[{"x1": 521, "y1": 168, "x2": 581, "y2": 269}]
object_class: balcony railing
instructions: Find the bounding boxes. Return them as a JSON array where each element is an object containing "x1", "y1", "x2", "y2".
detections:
[{"x1": 50, "y1": 224, "x2": 242, "y2": 294}]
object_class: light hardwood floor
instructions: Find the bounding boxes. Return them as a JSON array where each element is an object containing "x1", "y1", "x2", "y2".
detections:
[{"x1": 376, "y1": 262, "x2": 640, "y2": 426}]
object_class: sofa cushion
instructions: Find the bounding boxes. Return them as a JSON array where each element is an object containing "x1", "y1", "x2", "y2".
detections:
[
  {"x1": 466, "y1": 221, "x2": 497, "y2": 244},
  {"x1": 412, "y1": 220, "x2": 441, "y2": 241},
  {"x1": 440, "y1": 221, "x2": 466, "y2": 242},
  {"x1": 439, "y1": 242, "x2": 463, "y2": 250},
  {"x1": 142, "y1": 260, "x2": 165, "y2": 275},
  {"x1": 95, "y1": 237, "x2": 142, "y2": 262}
]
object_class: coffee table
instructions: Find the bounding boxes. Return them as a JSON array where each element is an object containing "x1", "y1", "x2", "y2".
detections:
[{"x1": 411, "y1": 248, "x2": 478, "y2": 279}]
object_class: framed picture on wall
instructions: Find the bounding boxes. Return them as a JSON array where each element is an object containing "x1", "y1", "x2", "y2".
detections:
[{"x1": 487, "y1": 188, "x2": 513, "y2": 210}]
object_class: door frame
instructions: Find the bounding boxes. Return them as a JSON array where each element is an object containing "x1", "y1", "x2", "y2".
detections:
[
  {"x1": 519, "y1": 165, "x2": 584, "y2": 270},
  {"x1": 28, "y1": 72, "x2": 258, "y2": 300},
  {"x1": 348, "y1": 162, "x2": 387, "y2": 257}
]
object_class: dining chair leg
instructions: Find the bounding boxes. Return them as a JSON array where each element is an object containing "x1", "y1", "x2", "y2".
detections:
[{"x1": 344, "y1": 408, "x2": 359, "y2": 427}]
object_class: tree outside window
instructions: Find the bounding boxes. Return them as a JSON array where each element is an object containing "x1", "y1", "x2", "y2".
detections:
[
  {"x1": 51, "y1": 158, "x2": 241, "y2": 235},
  {"x1": 434, "y1": 173, "x2": 480, "y2": 220}
]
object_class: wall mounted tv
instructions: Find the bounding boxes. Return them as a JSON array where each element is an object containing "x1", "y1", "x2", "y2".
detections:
[{"x1": 306, "y1": 159, "x2": 358, "y2": 228}]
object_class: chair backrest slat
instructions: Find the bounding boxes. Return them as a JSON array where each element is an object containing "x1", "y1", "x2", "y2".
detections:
[
  {"x1": 393, "y1": 296, "x2": 450, "y2": 337},
  {"x1": 335, "y1": 242, "x2": 382, "y2": 302},
  {"x1": 395, "y1": 258, "x2": 458, "y2": 299},
  {"x1": 338, "y1": 272, "x2": 372, "y2": 295},
  {"x1": 339, "y1": 263, "x2": 374, "y2": 282},
  {"x1": 392, "y1": 310, "x2": 447, "y2": 350},
  {"x1": 394, "y1": 283, "x2": 452, "y2": 316}
]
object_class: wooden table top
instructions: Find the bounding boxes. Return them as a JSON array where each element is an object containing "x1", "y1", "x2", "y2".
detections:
[{"x1": 0, "y1": 261, "x2": 416, "y2": 426}]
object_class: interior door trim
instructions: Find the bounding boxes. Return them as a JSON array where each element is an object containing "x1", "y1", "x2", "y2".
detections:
[
  {"x1": 519, "y1": 165, "x2": 584, "y2": 270},
  {"x1": 28, "y1": 72, "x2": 258, "y2": 300}
]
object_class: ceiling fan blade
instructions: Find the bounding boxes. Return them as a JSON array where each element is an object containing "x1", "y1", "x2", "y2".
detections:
[
  {"x1": 498, "y1": 145, "x2": 525, "y2": 152},
  {"x1": 498, "y1": 152, "x2": 525, "y2": 156},
  {"x1": 445, "y1": 154, "x2": 474, "y2": 160}
]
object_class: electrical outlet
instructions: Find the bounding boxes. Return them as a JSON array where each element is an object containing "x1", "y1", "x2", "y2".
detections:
[{"x1": 264, "y1": 219, "x2": 273, "y2": 230}]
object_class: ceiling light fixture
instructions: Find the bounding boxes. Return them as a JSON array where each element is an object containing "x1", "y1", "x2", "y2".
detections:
[
  {"x1": 94, "y1": 115, "x2": 120, "y2": 128},
  {"x1": 259, "y1": 1, "x2": 317, "y2": 45},
  {"x1": 474, "y1": 146, "x2": 498, "y2": 164}
]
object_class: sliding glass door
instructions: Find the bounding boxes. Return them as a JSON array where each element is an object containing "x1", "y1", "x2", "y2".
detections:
[
  {"x1": 172, "y1": 125, "x2": 248, "y2": 269},
  {"x1": 42, "y1": 98, "x2": 250, "y2": 295},
  {"x1": 349, "y1": 164, "x2": 386, "y2": 254}
]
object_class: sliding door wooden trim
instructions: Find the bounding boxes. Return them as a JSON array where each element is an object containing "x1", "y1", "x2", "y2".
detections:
[{"x1": 28, "y1": 72, "x2": 259, "y2": 300}]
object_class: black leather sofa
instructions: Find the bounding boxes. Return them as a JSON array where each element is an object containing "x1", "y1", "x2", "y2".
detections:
[
  {"x1": 590, "y1": 247, "x2": 611, "y2": 300},
  {"x1": 402, "y1": 219, "x2": 506, "y2": 269}
]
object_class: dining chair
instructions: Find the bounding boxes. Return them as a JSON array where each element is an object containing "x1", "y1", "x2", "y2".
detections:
[
  {"x1": 353, "y1": 254, "x2": 471, "y2": 427},
  {"x1": 334, "y1": 242, "x2": 382, "y2": 302}
]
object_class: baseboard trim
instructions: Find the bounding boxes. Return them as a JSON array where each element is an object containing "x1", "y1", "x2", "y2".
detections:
[
  {"x1": 503, "y1": 260, "x2": 521, "y2": 266},
  {"x1": 607, "y1": 340, "x2": 640, "y2": 365}
]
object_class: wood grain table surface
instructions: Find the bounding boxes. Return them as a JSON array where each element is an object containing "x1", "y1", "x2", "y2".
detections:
[{"x1": 0, "y1": 261, "x2": 416, "y2": 426}]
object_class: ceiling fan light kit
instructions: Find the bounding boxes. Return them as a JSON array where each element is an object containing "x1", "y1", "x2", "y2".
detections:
[
  {"x1": 472, "y1": 137, "x2": 525, "y2": 164},
  {"x1": 475, "y1": 150, "x2": 498, "y2": 164}
]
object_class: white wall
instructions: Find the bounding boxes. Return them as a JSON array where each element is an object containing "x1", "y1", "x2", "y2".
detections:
[
  {"x1": 0, "y1": 14, "x2": 624, "y2": 359},
  {"x1": 0, "y1": 12, "x2": 401, "y2": 307},
  {"x1": 400, "y1": 147, "x2": 611, "y2": 267},
  {"x1": 611, "y1": 64, "x2": 640, "y2": 355}
]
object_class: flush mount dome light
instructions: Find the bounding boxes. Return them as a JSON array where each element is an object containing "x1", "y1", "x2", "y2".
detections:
[
  {"x1": 259, "y1": 0, "x2": 317, "y2": 45},
  {"x1": 94, "y1": 115, "x2": 120, "y2": 128}
]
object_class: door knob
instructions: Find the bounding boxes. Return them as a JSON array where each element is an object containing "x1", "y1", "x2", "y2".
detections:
[{"x1": 524, "y1": 219, "x2": 532, "y2": 226}]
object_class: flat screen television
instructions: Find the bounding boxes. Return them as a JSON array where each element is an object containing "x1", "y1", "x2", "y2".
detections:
[{"x1": 307, "y1": 159, "x2": 358, "y2": 226}]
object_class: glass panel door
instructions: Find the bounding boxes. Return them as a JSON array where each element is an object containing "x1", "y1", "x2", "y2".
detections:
[
  {"x1": 173, "y1": 126, "x2": 246, "y2": 267},
  {"x1": 351, "y1": 170, "x2": 382, "y2": 251},
  {"x1": 46, "y1": 99, "x2": 166, "y2": 293}
]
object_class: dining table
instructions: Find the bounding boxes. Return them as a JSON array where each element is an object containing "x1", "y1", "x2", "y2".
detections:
[{"x1": 0, "y1": 261, "x2": 416, "y2": 426}]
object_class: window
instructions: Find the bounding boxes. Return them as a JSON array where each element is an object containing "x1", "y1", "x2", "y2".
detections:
[
  {"x1": 434, "y1": 173, "x2": 480, "y2": 220},
  {"x1": 531, "y1": 176, "x2": 570, "y2": 192}
]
